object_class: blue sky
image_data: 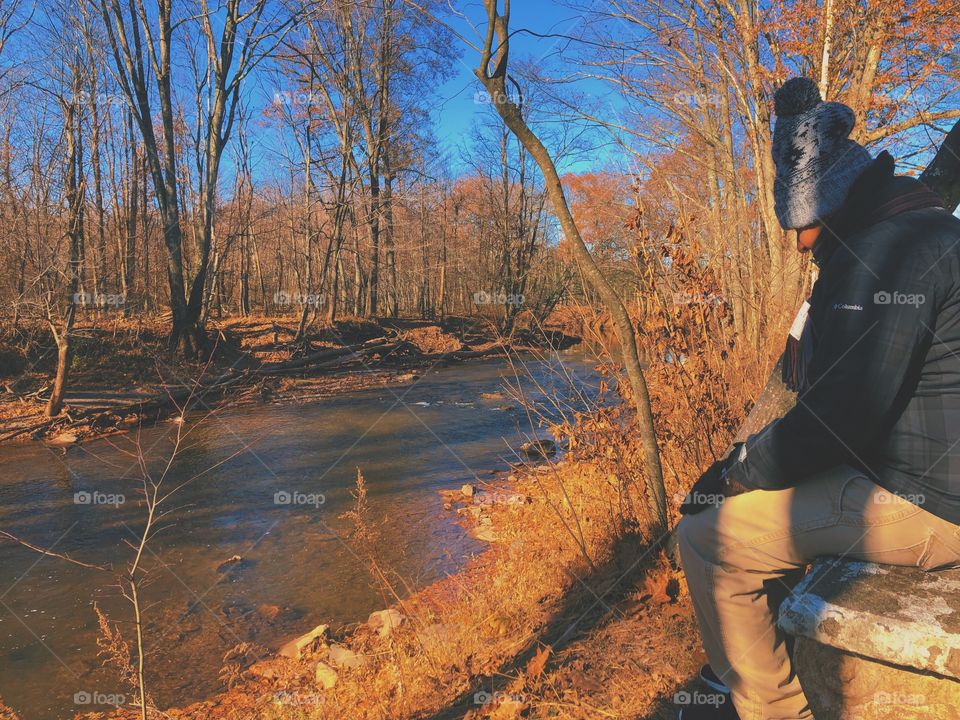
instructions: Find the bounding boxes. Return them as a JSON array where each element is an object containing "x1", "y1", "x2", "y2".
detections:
[
  {"x1": 426, "y1": 1, "x2": 625, "y2": 176},
  {"x1": 241, "y1": 1, "x2": 623, "y2": 186}
]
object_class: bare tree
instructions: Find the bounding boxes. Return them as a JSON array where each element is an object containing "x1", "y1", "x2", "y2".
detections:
[
  {"x1": 97, "y1": 0, "x2": 194, "y2": 351},
  {"x1": 0, "y1": 0, "x2": 31, "y2": 92},
  {"x1": 189, "y1": 0, "x2": 291, "y2": 339},
  {"x1": 475, "y1": 0, "x2": 668, "y2": 536},
  {"x1": 45, "y1": 61, "x2": 86, "y2": 417},
  {"x1": 98, "y1": 0, "x2": 288, "y2": 353}
]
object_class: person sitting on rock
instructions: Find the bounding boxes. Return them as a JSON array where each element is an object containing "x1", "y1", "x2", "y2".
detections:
[{"x1": 675, "y1": 76, "x2": 960, "y2": 720}]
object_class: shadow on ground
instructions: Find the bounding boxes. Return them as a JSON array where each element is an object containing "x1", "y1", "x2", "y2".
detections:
[{"x1": 423, "y1": 530, "x2": 702, "y2": 719}]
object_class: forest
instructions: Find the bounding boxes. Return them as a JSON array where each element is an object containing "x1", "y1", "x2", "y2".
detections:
[
  {"x1": 1, "y1": 0, "x2": 958, "y2": 410},
  {"x1": 0, "y1": 0, "x2": 959, "y2": 719}
]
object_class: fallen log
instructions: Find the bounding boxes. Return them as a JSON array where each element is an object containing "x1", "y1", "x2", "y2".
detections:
[
  {"x1": 35, "y1": 391, "x2": 155, "y2": 411},
  {"x1": 439, "y1": 343, "x2": 508, "y2": 362},
  {"x1": 0, "y1": 418, "x2": 56, "y2": 443},
  {"x1": 253, "y1": 339, "x2": 400, "y2": 374},
  {"x1": 256, "y1": 344, "x2": 359, "y2": 372}
]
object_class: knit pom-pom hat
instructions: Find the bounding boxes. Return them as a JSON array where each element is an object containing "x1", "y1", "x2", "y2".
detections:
[{"x1": 772, "y1": 77, "x2": 874, "y2": 230}]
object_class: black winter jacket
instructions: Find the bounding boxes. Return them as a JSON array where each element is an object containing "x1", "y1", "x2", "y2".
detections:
[{"x1": 725, "y1": 154, "x2": 960, "y2": 526}]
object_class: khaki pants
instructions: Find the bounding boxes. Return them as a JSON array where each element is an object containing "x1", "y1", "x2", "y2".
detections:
[{"x1": 677, "y1": 466, "x2": 960, "y2": 720}]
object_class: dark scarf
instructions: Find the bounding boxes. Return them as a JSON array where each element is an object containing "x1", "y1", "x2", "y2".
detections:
[
  {"x1": 783, "y1": 152, "x2": 945, "y2": 392},
  {"x1": 812, "y1": 151, "x2": 944, "y2": 267}
]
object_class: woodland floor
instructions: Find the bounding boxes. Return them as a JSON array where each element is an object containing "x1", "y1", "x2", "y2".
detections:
[{"x1": 0, "y1": 313, "x2": 580, "y2": 446}]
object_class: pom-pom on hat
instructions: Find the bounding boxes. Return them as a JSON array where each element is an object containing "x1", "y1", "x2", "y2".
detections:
[{"x1": 771, "y1": 77, "x2": 874, "y2": 230}]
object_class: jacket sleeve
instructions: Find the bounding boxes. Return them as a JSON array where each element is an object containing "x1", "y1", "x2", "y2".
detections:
[{"x1": 724, "y1": 239, "x2": 937, "y2": 490}]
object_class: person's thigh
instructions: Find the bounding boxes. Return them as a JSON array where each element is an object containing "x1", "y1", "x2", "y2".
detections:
[
  {"x1": 823, "y1": 476, "x2": 960, "y2": 571},
  {"x1": 680, "y1": 466, "x2": 959, "y2": 573}
]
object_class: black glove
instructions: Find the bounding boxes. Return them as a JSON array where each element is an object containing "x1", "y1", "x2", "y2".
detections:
[
  {"x1": 680, "y1": 444, "x2": 747, "y2": 516},
  {"x1": 680, "y1": 458, "x2": 727, "y2": 515}
]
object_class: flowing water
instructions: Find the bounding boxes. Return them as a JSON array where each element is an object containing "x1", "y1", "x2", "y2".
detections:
[{"x1": 0, "y1": 351, "x2": 600, "y2": 719}]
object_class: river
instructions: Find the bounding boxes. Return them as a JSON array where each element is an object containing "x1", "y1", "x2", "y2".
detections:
[{"x1": 0, "y1": 351, "x2": 600, "y2": 719}]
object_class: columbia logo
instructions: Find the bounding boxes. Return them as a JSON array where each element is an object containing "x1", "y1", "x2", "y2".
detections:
[{"x1": 832, "y1": 303, "x2": 863, "y2": 311}]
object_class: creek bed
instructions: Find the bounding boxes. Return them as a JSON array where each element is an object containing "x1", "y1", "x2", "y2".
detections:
[{"x1": 0, "y1": 351, "x2": 600, "y2": 719}]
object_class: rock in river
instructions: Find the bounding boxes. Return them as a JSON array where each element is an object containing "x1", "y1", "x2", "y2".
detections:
[
  {"x1": 520, "y1": 438, "x2": 556, "y2": 460},
  {"x1": 216, "y1": 554, "x2": 243, "y2": 573}
]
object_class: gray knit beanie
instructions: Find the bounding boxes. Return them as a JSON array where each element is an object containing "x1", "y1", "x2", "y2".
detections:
[{"x1": 772, "y1": 78, "x2": 874, "y2": 230}]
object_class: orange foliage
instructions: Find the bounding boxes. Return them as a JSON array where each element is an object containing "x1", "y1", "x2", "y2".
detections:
[
  {"x1": 561, "y1": 171, "x2": 633, "y2": 259},
  {"x1": 764, "y1": 0, "x2": 960, "y2": 133}
]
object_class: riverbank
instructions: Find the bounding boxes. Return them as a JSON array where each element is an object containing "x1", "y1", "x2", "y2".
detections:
[
  {"x1": 58, "y1": 424, "x2": 705, "y2": 720},
  {"x1": 0, "y1": 303, "x2": 753, "y2": 720},
  {"x1": 0, "y1": 351, "x2": 615, "y2": 720},
  {"x1": 0, "y1": 315, "x2": 579, "y2": 445}
]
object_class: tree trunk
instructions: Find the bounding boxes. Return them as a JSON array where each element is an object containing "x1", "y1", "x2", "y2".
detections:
[
  {"x1": 366, "y1": 168, "x2": 381, "y2": 317},
  {"x1": 383, "y1": 155, "x2": 398, "y2": 318},
  {"x1": 297, "y1": 118, "x2": 315, "y2": 339},
  {"x1": 476, "y1": 1, "x2": 668, "y2": 537},
  {"x1": 120, "y1": 110, "x2": 138, "y2": 316},
  {"x1": 46, "y1": 330, "x2": 73, "y2": 418},
  {"x1": 48, "y1": 83, "x2": 84, "y2": 418}
]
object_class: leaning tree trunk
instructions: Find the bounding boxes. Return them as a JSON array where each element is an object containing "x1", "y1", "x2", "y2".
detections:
[{"x1": 475, "y1": 0, "x2": 668, "y2": 538}]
